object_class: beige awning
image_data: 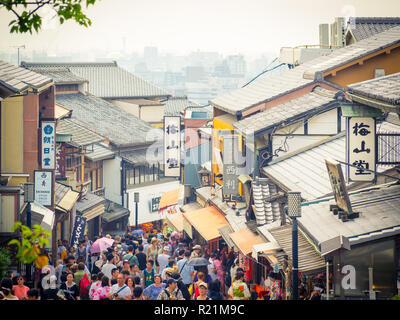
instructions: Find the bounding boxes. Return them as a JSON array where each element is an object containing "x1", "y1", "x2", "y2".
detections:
[
  {"x1": 183, "y1": 206, "x2": 229, "y2": 241},
  {"x1": 159, "y1": 187, "x2": 183, "y2": 210},
  {"x1": 57, "y1": 189, "x2": 80, "y2": 212},
  {"x1": 166, "y1": 213, "x2": 184, "y2": 232},
  {"x1": 229, "y1": 227, "x2": 265, "y2": 256},
  {"x1": 218, "y1": 225, "x2": 235, "y2": 248},
  {"x1": 82, "y1": 203, "x2": 105, "y2": 221},
  {"x1": 30, "y1": 202, "x2": 55, "y2": 233}
]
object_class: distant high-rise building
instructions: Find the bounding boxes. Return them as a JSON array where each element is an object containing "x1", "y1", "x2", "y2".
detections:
[
  {"x1": 319, "y1": 24, "x2": 330, "y2": 48},
  {"x1": 144, "y1": 46, "x2": 158, "y2": 59},
  {"x1": 330, "y1": 17, "x2": 346, "y2": 47},
  {"x1": 226, "y1": 55, "x2": 246, "y2": 76}
]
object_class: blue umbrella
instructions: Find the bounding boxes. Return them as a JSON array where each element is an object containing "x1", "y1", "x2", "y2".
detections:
[{"x1": 132, "y1": 229, "x2": 144, "y2": 236}]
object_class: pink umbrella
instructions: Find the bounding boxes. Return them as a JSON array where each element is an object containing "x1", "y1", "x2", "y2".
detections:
[{"x1": 90, "y1": 237, "x2": 114, "y2": 253}]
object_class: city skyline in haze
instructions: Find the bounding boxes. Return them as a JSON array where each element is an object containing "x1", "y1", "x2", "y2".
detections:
[{"x1": 1, "y1": 0, "x2": 400, "y2": 60}]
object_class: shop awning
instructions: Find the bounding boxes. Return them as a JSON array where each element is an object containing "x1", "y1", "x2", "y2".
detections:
[
  {"x1": 76, "y1": 192, "x2": 106, "y2": 221},
  {"x1": 218, "y1": 225, "x2": 235, "y2": 248},
  {"x1": 268, "y1": 224, "x2": 326, "y2": 274},
  {"x1": 166, "y1": 213, "x2": 184, "y2": 232},
  {"x1": 56, "y1": 189, "x2": 80, "y2": 212},
  {"x1": 229, "y1": 227, "x2": 265, "y2": 256},
  {"x1": 102, "y1": 201, "x2": 130, "y2": 223},
  {"x1": 183, "y1": 206, "x2": 229, "y2": 241},
  {"x1": 30, "y1": 202, "x2": 55, "y2": 234},
  {"x1": 159, "y1": 187, "x2": 183, "y2": 210}
]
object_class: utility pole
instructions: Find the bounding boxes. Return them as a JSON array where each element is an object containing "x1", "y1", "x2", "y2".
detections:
[{"x1": 12, "y1": 45, "x2": 25, "y2": 66}]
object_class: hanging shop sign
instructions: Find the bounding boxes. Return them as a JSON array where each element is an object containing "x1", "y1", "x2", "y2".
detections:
[
  {"x1": 41, "y1": 121, "x2": 56, "y2": 170},
  {"x1": 55, "y1": 143, "x2": 66, "y2": 179},
  {"x1": 347, "y1": 117, "x2": 376, "y2": 182},
  {"x1": 70, "y1": 215, "x2": 87, "y2": 248},
  {"x1": 223, "y1": 135, "x2": 240, "y2": 197},
  {"x1": 34, "y1": 170, "x2": 54, "y2": 207},
  {"x1": 164, "y1": 116, "x2": 181, "y2": 177}
]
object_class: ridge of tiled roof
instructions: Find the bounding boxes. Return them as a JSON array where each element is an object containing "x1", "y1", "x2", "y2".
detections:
[{"x1": 347, "y1": 17, "x2": 400, "y2": 42}]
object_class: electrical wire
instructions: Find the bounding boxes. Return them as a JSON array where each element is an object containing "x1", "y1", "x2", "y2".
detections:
[{"x1": 241, "y1": 58, "x2": 287, "y2": 88}]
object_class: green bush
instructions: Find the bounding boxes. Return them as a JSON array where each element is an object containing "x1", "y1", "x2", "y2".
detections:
[{"x1": 0, "y1": 248, "x2": 11, "y2": 279}]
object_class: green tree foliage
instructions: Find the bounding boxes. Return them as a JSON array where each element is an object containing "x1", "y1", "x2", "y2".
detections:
[
  {"x1": 8, "y1": 222, "x2": 50, "y2": 264},
  {"x1": 0, "y1": 248, "x2": 11, "y2": 279},
  {"x1": 0, "y1": 0, "x2": 97, "y2": 34}
]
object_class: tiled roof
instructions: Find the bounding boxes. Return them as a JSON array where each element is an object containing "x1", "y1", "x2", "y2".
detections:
[
  {"x1": 233, "y1": 87, "x2": 338, "y2": 136},
  {"x1": 27, "y1": 67, "x2": 87, "y2": 84},
  {"x1": 262, "y1": 121, "x2": 400, "y2": 201},
  {"x1": 56, "y1": 118, "x2": 104, "y2": 147},
  {"x1": 102, "y1": 200, "x2": 130, "y2": 223},
  {"x1": 210, "y1": 25, "x2": 400, "y2": 115},
  {"x1": 347, "y1": 72, "x2": 400, "y2": 105},
  {"x1": 0, "y1": 60, "x2": 52, "y2": 94},
  {"x1": 161, "y1": 96, "x2": 200, "y2": 116},
  {"x1": 85, "y1": 143, "x2": 115, "y2": 162},
  {"x1": 21, "y1": 61, "x2": 170, "y2": 99},
  {"x1": 298, "y1": 183, "x2": 400, "y2": 246},
  {"x1": 347, "y1": 17, "x2": 400, "y2": 42},
  {"x1": 120, "y1": 148, "x2": 161, "y2": 166},
  {"x1": 55, "y1": 182, "x2": 71, "y2": 205},
  {"x1": 252, "y1": 177, "x2": 281, "y2": 226},
  {"x1": 56, "y1": 93, "x2": 160, "y2": 146},
  {"x1": 76, "y1": 192, "x2": 106, "y2": 213},
  {"x1": 210, "y1": 64, "x2": 313, "y2": 115}
]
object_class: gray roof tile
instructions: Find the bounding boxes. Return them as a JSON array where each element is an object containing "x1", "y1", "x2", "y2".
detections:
[
  {"x1": 347, "y1": 72, "x2": 400, "y2": 105},
  {"x1": 0, "y1": 60, "x2": 53, "y2": 93},
  {"x1": 348, "y1": 17, "x2": 400, "y2": 42},
  {"x1": 21, "y1": 61, "x2": 170, "y2": 99},
  {"x1": 27, "y1": 67, "x2": 87, "y2": 84},
  {"x1": 56, "y1": 93, "x2": 160, "y2": 146},
  {"x1": 160, "y1": 96, "x2": 200, "y2": 116},
  {"x1": 56, "y1": 118, "x2": 104, "y2": 147},
  {"x1": 298, "y1": 183, "x2": 400, "y2": 246},
  {"x1": 210, "y1": 25, "x2": 400, "y2": 115}
]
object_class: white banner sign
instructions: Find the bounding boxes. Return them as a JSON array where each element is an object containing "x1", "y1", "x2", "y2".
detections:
[
  {"x1": 164, "y1": 116, "x2": 181, "y2": 177},
  {"x1": 347, "y1": 117, "x2": 376, "y2": 182},
  {"x1": 41, "y1": 121, "x2": 56, "y2": 169},
  {"x1": 34, "y1": 170, "x2": 53, "y2": 207}
]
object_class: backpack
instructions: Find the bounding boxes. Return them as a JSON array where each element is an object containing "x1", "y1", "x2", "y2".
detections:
[{"x1": 79, "y1": 273, "x2": 91, "y2": 297}]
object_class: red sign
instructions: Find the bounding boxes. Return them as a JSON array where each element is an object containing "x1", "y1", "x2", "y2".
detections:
[{"x1": 55, "y1": 143, "x2": 65, "y2": 178}]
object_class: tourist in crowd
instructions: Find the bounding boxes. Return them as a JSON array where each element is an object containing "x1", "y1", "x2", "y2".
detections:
[
  {"x1": 12, "y1": 275, "x2": 29, "y2": 299},
  {"x1": 194, "y1": 281, "x2": 211, "y2": 300},
  {"x1": 157, "y1": 278, "x2": 184, "y2": 300},
  {"x1": 89, "y1": 273, "x2": 103, "y2": 300},
  {"x1": 0, "y1": 278, "x2": 18, "y2": 300},
  {"x1": 59, "y1": 272, "x2": 80, "y2": 300},
  {"x1": 208, "y1": 279, "x2": 224, "y2": 300},
  {"x1": 92, "y1": 276, "x2": 111, "y2": 300},
  {"x1": 227, "y1": 271, "x2": 251, "y2": 300},
  {"x1": 143, "y1": 274, "x2": 165, "y2": 300},
  {"x1": 143, "y1": 260, "x2": 155, "y2": 288}
]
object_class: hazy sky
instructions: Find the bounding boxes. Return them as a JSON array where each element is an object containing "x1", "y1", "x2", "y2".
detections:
[{"x1": 1, "y1": 0, "x2": 400, "y2": 58}]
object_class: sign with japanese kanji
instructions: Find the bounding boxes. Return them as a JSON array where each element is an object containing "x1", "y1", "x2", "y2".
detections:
[
  {"x1": 70, "y1": 215, "x2": 87, "y2": 248},
  {"x1": 325, "y1": 159, "x2": 353, "y2": 214},
  {"x1": 55, "y1": 143, "x2": 65, "y2": 179},
  {"x1": 164, "y1": 116, "x2": 181, "y2": 177},
  {"x1": 41, "y1": 121, "x2": 56, "y2": 170},
  {"x1": 347, "y1": 117, "x2": 376, "y2": 182},
  {"x1": 150, "y1": 197, "x2": 161, "y2": 212},
  {"x1": 34, "y1": 170, "x2": 53, "y2": 207},
  {"x1": 223, "y1": 135, "x2": 239, "y2": 197}
]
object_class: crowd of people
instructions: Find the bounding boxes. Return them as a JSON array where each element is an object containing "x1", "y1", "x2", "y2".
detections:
[{"x1": 0, "y1": 227, "x2": 325, "y2": 301}]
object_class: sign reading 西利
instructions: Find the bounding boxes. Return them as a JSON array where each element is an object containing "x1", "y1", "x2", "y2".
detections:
[
  {"x1": 223, "y1": 135, "x2": 239, "y2": 197},
  {"x1": 70, "y1": 215, "x2": 87, "y2": 248},
  {"x1": 34, "y1": 170, "x2": 53, "y2": 207},
  {"x1": 151, "y1": 197, "x2": 161, "y2": 212},
  {"x1": 164, "y1": 116, "x2": 181, "y2": 177},
  {"x1": 347, "y1": 117, "x2": 376, "y2": 182},
  {"x1": 41, "y1": 121, "x2": 56, "y2": 170}
]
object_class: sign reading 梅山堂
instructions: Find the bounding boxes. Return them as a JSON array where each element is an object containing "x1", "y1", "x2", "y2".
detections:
[
  {"x1": 70, "y1": 215, "x2": 87, "y2": 248},
  {"x1": 41, "y1": 121, "x2": 56, "y2": 170},
  {"x1": 164, "y1": 116, "x2": 181, "y2": 177},
  {"x1": 34, "y1": 170, "x2": 53, "y2": 207},
  {"x1": 223, "y1": 135, "x2": 239, "y2": 197},
  {"x1": 347, "y1": 117, "x2": 376, "y2": 182}
]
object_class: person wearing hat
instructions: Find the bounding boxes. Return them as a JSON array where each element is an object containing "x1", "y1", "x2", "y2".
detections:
[
  {"x1": 156, "y1": 278, "x2": 184, "y2": 300},
  {"x1": 162, "y1": 267, "x2": 174, "y2": 283},
  {"x1": 157, "y1": 246, "x2": 171, "y2": 275},
  {"x1": 194, "y1": 282, "x2": 211, "y2": 300},
  {"x1": 190, "y1": 245, "x2": 201, "y2": 259}
]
